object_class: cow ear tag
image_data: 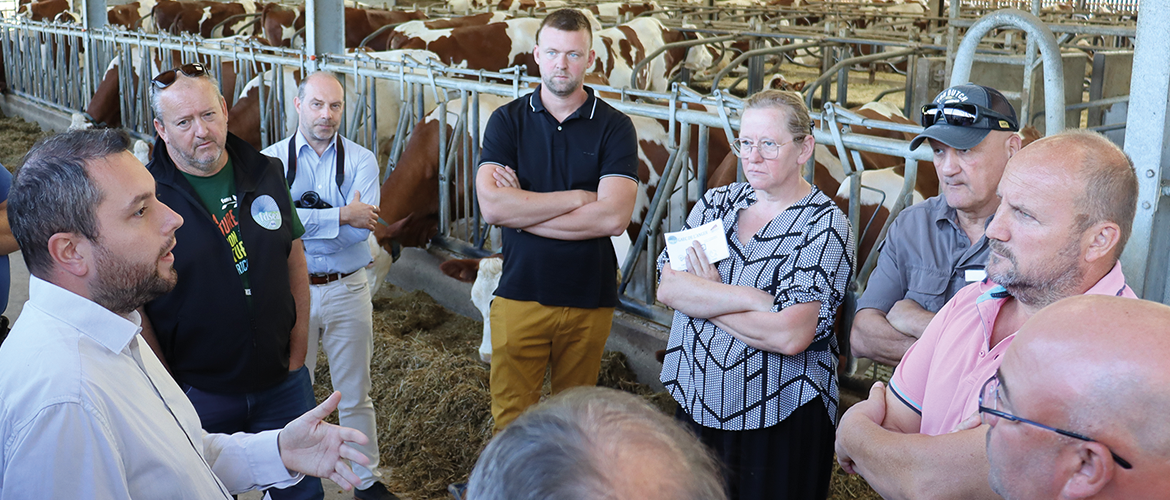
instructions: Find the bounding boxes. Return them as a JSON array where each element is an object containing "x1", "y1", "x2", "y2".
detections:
[{"x1": 251, "y1": 195, "x2": 283, "y2": 230}]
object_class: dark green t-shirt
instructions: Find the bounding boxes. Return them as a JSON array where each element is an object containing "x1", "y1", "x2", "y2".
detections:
[{"x1": 181, "y1": 159, "x2": 304, "y2": 298}]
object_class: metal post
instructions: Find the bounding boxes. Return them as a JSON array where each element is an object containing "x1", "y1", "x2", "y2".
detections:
[
  {"x1": 306, "y1": 0, "x2": 344, "y2": 69},
  {"x1": 747, "y1": 32, "x2": 763, "y2": 95},
  {"x1": 437, "y1": 100, "x2": 449, "y2": 236},
  {"x1": 1018, "y1": 0, "x2": 1040, "y2": 129},
  {"x1": 1121, "y1": 0, "x2": 1170, "y2": 301}
]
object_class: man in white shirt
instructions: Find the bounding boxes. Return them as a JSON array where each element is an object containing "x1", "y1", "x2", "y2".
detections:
[
  {"x1": 260, "y1": 71, "x2": 391, "y2": 500},
  {"x1": 0, "y1": 129, "x2": 370, "y2": 499}
]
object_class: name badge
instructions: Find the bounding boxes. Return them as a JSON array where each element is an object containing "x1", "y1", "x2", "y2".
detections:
[
  {"x1": 966, "y1": 269, "x2": 987, "y2": 283},
  {"x1": 251, "y1": 194, "x2": 283, "y2": 230}
]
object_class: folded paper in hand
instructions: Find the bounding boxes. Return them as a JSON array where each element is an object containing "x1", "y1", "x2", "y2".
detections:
[{"x1": 665, "y1": 220, "x2": 730, "y2": 271}]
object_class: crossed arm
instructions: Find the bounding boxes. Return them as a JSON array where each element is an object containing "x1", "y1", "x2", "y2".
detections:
[
  {"x1": 475, "y1": 163, "x2": 637, "y2": 240},
  {"x1": 656, "y1": 243, "x2": 821, "y2": 356},
  {"x1": 835, "y1": 382, "x2": 1000, "y2": 500},
  {"x1": 851, "y1": 300, "x2": 935, "y2": 366}
]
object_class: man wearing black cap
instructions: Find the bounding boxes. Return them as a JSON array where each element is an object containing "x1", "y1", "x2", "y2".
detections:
[{"x1": 851, "y1": 84, "x2": 1022, "y2": 366}]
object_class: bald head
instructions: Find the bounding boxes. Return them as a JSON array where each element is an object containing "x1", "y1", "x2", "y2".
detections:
[
  {"x1": 1040, "y1": 131, "x2": 1136, "y2": 260},
  {"x1": 983, "y1": 132, "x2": 1135, "y2": 309},
  {"x1": 987, "y1": 295, "x2": 1170, "y2": 499},
  {"x1": 294, "y1": 71, "x2": 344, "y2": 150}
]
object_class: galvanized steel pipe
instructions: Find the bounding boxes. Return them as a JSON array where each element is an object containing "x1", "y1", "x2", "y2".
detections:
[{"x1": 949, "y1": 9, "x2": 1065, "y2": 133}]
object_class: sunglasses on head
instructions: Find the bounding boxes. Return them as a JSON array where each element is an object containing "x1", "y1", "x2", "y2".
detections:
[
  {"x1": 921, "y1": 102, "x2": 1018, "y2": 131},
  {"x1": 151, "y1": 63, "x2": 207, "y2": 89}
]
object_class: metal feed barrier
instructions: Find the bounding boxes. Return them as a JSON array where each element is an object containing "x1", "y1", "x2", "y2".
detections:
[
  {"x1": 0, "y1": 5, "x2": 1146, "y2": 381},
  {"x1": 0, "y1": 17, "x2": 936, "y2": 325}
]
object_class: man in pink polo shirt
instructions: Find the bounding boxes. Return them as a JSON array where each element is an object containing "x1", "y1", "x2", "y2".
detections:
[{"x1": 834, "y1": 130, "x2": 1139, "y2": 499}]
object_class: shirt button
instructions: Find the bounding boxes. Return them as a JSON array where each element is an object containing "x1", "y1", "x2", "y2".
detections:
[{"x1": 557, "y1": 126, "x2": 562, "y2": 131}]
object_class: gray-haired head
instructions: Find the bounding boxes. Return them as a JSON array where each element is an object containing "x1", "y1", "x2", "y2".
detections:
[
  {"x1": 467, "y1": 387, "x2": 727, "y2": 500},
  {"x1": 9, "y1": 129, "x2": 131, "y2": 278},
  {"x1": 148, "y1": 68, "x2": 223, "y2": 123}
]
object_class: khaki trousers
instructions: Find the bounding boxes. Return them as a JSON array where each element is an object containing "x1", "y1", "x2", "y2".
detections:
[{"x1": 489, "y1": 297, "x2": 614, "y2": 432}]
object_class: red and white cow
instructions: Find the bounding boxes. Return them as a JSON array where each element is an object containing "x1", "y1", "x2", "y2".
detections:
[
  {"x1": 107, "y1": 0, "x2": 157, "y2": 31},
  {"x1": 14, "y1": 0, "x2": 78, "y2": 22},
  {"x1": 591, "y1": 17, "x2": 712, "y2": 92},
  {"x1": 445, "y1": 0, "x2": 565, "y2": 13},
  {"x1": 151, "y1": 0, "x2": 257, "y2": 38},
  {"x1": 259, "y1": 2, "x2": 304, "y2": 48},
  {"x1": 587, "y1": 1, "x2": 662, "y2": 19},
  {"x1": 259, "y1": 4, "x2": 427, "y2": 49},
  {"x1": 388, "y1": 18, "x2": 543, "y2": 76},
  {"x1": 383, "y1": 12, "x2": 511, "y2": 51}
]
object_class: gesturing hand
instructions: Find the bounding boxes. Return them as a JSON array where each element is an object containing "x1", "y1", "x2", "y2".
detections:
[
  {"x1": 278, "y1": 391, "x2": 371, "y2": 491},
  {"x1": 339, "y1": 191, "x2": 380, "y2": 231}
]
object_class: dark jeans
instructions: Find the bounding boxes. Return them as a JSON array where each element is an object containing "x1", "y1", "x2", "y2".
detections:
[{"x1": 184, "y1": 366, "x2": 323, "y2": 500}]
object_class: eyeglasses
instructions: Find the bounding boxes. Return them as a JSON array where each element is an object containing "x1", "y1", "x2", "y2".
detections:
[
  {"x1": 979, "y1": 375, "x2": 1132, "y2": 470},
  {"x1": 921, "y1": 102, "x2": 1018, "y2": 132},
  {"x1": 151, "y1": 63, "x2": 207, "y2": 89},
  {"x1": 731, "y1": 138, "x2": 798, "y2": 160}
]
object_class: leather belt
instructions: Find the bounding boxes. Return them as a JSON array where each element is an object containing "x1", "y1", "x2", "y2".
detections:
[{"x1": 308, "y1": 270, "x2": 359, "y2": 285}]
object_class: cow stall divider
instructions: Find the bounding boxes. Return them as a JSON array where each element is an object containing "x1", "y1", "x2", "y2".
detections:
[{"x1": 0, "y1": 16, "x2": 957, "y2": 383}]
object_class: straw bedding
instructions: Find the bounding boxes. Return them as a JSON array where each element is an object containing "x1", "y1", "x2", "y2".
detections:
[{"x1": 312, "y1": 284, "x2": 879, "y2": 499}]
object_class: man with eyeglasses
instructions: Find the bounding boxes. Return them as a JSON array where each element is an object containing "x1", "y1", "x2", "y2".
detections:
[
  {"x1": 851, "y1": 84, "x2": 1022, "y2": 366},
  {"x1": 984, "y1": 295, "x2": 1168, "y2": 499},
  {"x1": 835, "y1": 130, "x2": 1138, "y2": 499},
  {"x1": 259, "y1": 72, "x2": 395, "y2": 500},
  {"x1": 138, "y1": 64, "x2": 322, "y2": 499}
]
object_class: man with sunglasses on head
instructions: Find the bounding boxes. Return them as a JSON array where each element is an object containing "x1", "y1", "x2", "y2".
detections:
[
  {"x1": 984, "y1": 295, "x2": 1169, "y2": 500},
  {"x1": 259, "y1": 72, "x2": 395, "y2": 500},
  {"x1": 851, "y1": 84, "x2": 1022, "y2": 367},
  {"x1": 139, "y1": 64, "x2": 322, "y2": 499},
  {"x1": 835, "y1": 130, "x2": 1137, "y2": 499}
]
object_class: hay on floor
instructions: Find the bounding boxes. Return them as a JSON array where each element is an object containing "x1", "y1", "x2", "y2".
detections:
[{"x1": 314, "y1": 285, "x2": 879, "y2": 500}]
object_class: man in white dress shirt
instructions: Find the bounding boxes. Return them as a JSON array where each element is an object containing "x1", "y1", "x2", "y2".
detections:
[
  {"x1": 0, "y1": 129, "x2": 370, "y2": 499},
  {"x1": 260, "y1": 71, "x2": 390, "y2": 500}
]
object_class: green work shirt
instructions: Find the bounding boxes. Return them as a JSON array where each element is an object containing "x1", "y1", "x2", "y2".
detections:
[{"x1": 181, "y1": 159, "x2": 305, "y2": 298}]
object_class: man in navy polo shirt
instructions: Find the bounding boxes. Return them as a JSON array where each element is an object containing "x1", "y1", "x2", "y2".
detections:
[{"x1": 475, "y1": 8, "x2": 639, "y2": 432}]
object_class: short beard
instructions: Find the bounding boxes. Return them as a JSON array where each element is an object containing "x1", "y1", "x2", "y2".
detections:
[
  {"x1": 90, "y1": 239, "x2": 178, "y2": 315},
  {"x1": 173, "y1": 143, "x2": 223, "y2": 175},
  {"x1": 543, "y1": 73, "x2": 582, "y2": 98},
  {"x1": 304, "y1": 119, "x2": 338, "y2": 144},
  {"x1": 988, "y1": 237, "x2": 1085, "y2": 309}
]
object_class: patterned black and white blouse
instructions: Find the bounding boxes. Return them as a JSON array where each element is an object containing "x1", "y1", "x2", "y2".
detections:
[{"x1": 657, "y1": 182, "x2": 854, "y2": 430}]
